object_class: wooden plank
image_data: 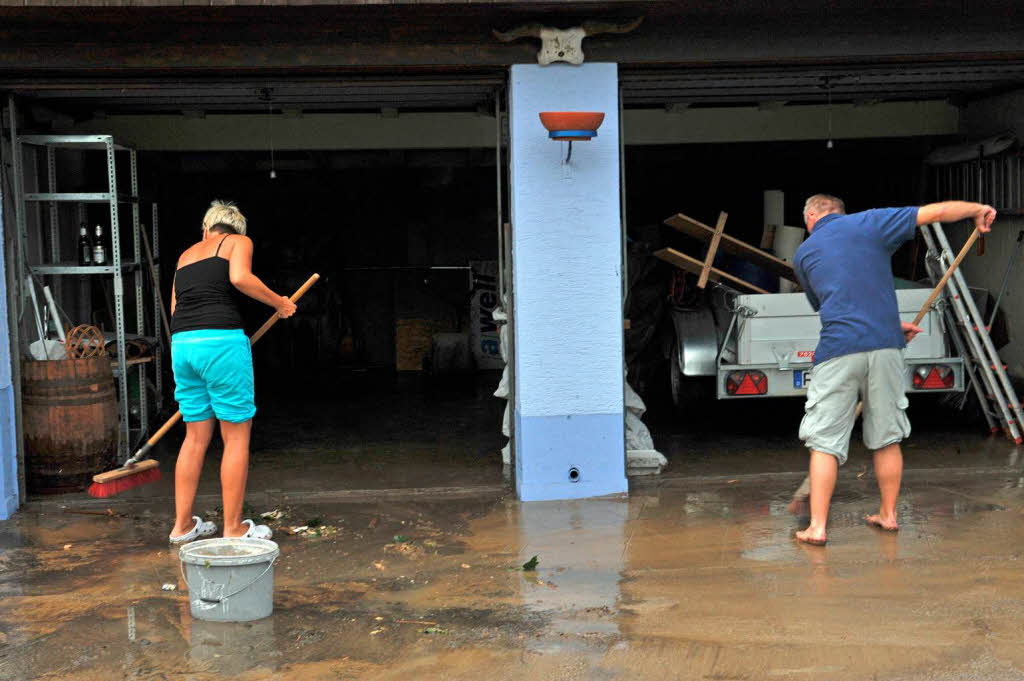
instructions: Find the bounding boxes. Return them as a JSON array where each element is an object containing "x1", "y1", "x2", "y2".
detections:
[
  {"x1": 664, "y1": 212, "x2": 798, "y2": 282},
  {"x1": 698, "y1": 211, "x2": 728, "y2": 289},
  {"x1": 654, "y1": 248, "x2": 768, "y2": 294}
]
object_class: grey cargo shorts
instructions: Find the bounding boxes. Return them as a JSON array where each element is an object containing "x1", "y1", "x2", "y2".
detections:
[{"x1": 798, "y1": 348, "x2": 911, "y2": 465}]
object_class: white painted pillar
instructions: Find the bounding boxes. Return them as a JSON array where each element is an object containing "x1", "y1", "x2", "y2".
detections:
[{"x1": 509, "y1": 63, "x2": 627, "y2": 502}]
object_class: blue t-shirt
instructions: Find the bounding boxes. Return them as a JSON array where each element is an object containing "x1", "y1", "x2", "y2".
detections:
[{"x1": 793, "y1": 207, "x2": 918, "y2": 365}]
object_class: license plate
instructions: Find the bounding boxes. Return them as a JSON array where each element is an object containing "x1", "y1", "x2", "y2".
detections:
[{"x1": 794, "y1": 370, "x2": 810, "y2": 389}]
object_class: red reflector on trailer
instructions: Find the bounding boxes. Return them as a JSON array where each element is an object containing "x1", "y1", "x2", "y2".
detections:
[
  {"x1": 913, "y1": 365, "x2": 954, "y2": 390},
  {"x1": 726, "y1": 371, "x2": 768, "y2": 396}
]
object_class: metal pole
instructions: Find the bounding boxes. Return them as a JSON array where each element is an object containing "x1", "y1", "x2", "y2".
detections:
[
  {"x1": 46, "y1": 146, "x2": 58, "y2": 265},
  {"x1": 9, "y1": 96, "x2": 26, "y2": 302},
  {"x1": 106, "y1": 139, "x2": 130, "y2": 459},
  {"x1": 152, "y1": 203, "x2": 163, "y2": 412},
  {"x1": 495, "y1": 89, "x2": 504, "y2": 304},
  {"x1": 130, "y1": 150, "x2": 147, "y2": 446}
]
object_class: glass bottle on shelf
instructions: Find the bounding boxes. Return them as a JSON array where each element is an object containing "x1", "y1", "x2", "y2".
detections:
[
  {"x1": 93, "y1": 225, "x2": 107, "y2": 265},
  {"x1": 78, "y1": 223, "x2": 93, "y2": 266}
]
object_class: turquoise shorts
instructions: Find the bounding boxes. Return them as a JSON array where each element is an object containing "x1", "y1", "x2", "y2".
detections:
[{"x1": 171, "y1": 329, "x2": 256, "y2": 423}]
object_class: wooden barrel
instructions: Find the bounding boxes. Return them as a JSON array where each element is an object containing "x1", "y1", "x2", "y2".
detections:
[{"x1": 22, "y1": 358, "x2": 118, "y2": 494}]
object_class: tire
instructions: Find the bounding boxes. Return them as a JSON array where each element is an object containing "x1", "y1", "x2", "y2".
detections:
[{"x1": 669, "y1": 341, "x2": 715, "y2": 411}]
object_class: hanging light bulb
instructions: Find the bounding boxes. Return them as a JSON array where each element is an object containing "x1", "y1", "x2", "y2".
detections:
[
  {"x1": 825, "y1": 77, "x2": 834, "y2": 150},
  {"x1": 264, "y1": 87, "x2": 277, "y2": 179}
]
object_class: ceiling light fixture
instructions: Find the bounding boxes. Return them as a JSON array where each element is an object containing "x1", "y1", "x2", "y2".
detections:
[{"x1": 824, "y1": 77, "x2": 834, "y2": 150}]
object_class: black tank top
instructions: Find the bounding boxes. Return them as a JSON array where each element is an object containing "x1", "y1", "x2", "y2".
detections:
[{"x1": 171, "y1": 236, "x2": 245, "y2": 334}]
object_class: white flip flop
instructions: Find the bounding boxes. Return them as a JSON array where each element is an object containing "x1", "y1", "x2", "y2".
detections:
[
  {"x1": 169, "y1": 515, "x2": 218, "y2": 544},
  {"x1": 241, "y1": 519, "x2": 273, "y2": 539}
]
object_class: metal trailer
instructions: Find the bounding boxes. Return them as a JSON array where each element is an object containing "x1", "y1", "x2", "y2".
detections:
[{"x1": 669, "y1": 284, "x2": 964, "y2": 403}]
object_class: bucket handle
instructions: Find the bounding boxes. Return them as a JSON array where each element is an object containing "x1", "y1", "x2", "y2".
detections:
[{"x1": 180, "y1": 555, "x2": 277, "y2": 604}]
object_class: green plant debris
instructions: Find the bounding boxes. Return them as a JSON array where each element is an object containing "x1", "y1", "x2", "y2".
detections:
[
  {"x1": 393, "y1": 535, "x2": 410, "y2": 544},
  {"x1": 522, "y1": 555, "x2": 539, "y2": 571}
]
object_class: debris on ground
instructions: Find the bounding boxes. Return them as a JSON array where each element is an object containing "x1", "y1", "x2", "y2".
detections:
[
  {"x1": 260, "y1": 509, "x2": 286, "y2": 521},
  {"x1": 393, "y1": 534, "x2": 409, "y2": 543},
  {"x1": 461, "y1": 563, "x2": 471, "y2": 569},
  {"x1": 368, "y1": 516, "x2": 379, "y2": 529},
  {"x1": 522, "y1": 555, "x2": 539, "y2": 571},
  {"x1": 385, "y1": 541, "x2": 424, "y2": 558},
  {"x1": 64, "y1": 508, "x2": 123, "y2": 518},
  {"x1": 161, "y1": 584, "x2": 176, "y2": 591},
  {"x1": 372, "y1": 561, "x2": 386, "y2": 571},
  {"x1": 63, "y1": 544, "x2": 72, "y2": 551},
  {"x1": 369, "y1": 627, "x2": 387, "y2": 636},
  {"x1": 288, "y1": 524, "x2": 338, "y2": 538},
  {"x1": 306, "y1": 517, "x2": 323, "y2": 528},
  {"x1": 422, "y1": 626, "x2": 450, "y2": 635}
]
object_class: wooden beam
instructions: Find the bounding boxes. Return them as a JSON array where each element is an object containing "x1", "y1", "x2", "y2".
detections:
[
  {"x1": 698, "y1": 211, "x2": 728, "y2": 289},
  {"x1": 654, "y1": 247, "x2": 768, "y2": 294},
  {"x1": 1, "y1": 7, "x2": 1023, "y2": 72},
  {"x1": 664, "y1": 212, "x2": 798, "y2": 282}
]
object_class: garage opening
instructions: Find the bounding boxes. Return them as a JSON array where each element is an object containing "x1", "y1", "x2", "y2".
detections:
[
  {"x1": 2, "y1": 73, "x2": 513, "y2": 500},
  {"x1": 619, "y1": 61, "x2": 1024, "y2": 478}
]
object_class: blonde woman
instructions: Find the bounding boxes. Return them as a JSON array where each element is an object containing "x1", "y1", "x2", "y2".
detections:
[{"x1": 168, "y1": 201, "x2": 296, "y2": 543}]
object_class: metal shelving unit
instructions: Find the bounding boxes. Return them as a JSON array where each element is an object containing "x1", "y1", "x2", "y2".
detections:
[{"x1": 11, "y1": 133, "x2": 161, "y2": 460}]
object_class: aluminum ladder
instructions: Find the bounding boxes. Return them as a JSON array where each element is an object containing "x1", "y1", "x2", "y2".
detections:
[{"x1": 920, "y1": 222, "x2": 1024, "y2": 443}]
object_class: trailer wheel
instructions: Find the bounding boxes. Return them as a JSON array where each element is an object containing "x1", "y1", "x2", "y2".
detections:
[{"x1": 670, "y1": 346, "x2": 714, "y2": 410}]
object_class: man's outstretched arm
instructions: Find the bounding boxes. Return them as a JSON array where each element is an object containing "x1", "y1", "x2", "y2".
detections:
[{"x1": 917, "y1": 201, "x2": 996, "y2": 232}]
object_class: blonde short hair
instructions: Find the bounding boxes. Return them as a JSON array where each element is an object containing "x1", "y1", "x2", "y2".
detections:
[
  {"x1": 804, "y1": 194, "x2": 846, "y2": 216},
  {"x1": 202, "y1": 200, "x2": 247, "y2": 236}
]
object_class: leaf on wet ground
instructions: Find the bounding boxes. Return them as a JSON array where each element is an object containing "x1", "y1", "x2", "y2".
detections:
[
  {"x1": 522, "y1": 555, "x2": 539, "y2": 571},
  {"x1": 393, "y1": 535, "x2": 409, "y2": 543}
]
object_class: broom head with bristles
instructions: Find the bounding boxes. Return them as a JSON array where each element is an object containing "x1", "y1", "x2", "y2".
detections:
[{"x1": 87, "y1": 459, "x2": 161, "y2": 498}]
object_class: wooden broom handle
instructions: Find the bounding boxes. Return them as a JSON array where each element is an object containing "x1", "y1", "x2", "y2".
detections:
[
  {"x1": 250, "y1": 273, "x2": 320, "y2": 345},
  {"x1": 142, "y1": 273, "x2": 320, "y2": 448},
  {"x1": 912, "y1": 226, "x2": 980, "y2": 327}
]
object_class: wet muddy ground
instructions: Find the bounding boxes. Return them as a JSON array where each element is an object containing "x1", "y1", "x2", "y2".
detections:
[
  {"x1": 6, "y1": 378, "x2": 1024, "y2": 679},
  {"x1": 3, "y1": 454, "x2": 1024, "y2": 680}
]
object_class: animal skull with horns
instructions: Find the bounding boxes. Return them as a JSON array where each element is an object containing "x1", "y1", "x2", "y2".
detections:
[{"x1": 493, "y1": 17, "x2": 643, "y2": 66}]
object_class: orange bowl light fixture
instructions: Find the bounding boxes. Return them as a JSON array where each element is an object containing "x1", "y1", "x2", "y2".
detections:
[{"x1": 539, "y1": 111, "x2": 606, "y2": 162}]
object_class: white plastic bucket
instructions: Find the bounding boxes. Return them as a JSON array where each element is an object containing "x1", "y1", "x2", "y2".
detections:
[{"x1": 179, "y1": 538, "x2": 280, "y2": 622}]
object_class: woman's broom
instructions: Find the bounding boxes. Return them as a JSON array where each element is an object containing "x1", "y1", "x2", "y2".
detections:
[{"x1": 87, "y1": 273, "x2": 320, "y2": 498}]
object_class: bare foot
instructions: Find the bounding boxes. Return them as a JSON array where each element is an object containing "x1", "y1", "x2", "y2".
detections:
[
  {"x1": 865, "y1": 514, "x2": 899, "y2": 532},
  {"x1": 794, "y1": 527, "x2": 827, "y2": 546}
]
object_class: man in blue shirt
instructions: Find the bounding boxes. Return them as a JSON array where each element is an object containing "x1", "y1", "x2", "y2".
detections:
[{"x1": 792, "y1": 194, "x2": 995, "y2": 546}]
